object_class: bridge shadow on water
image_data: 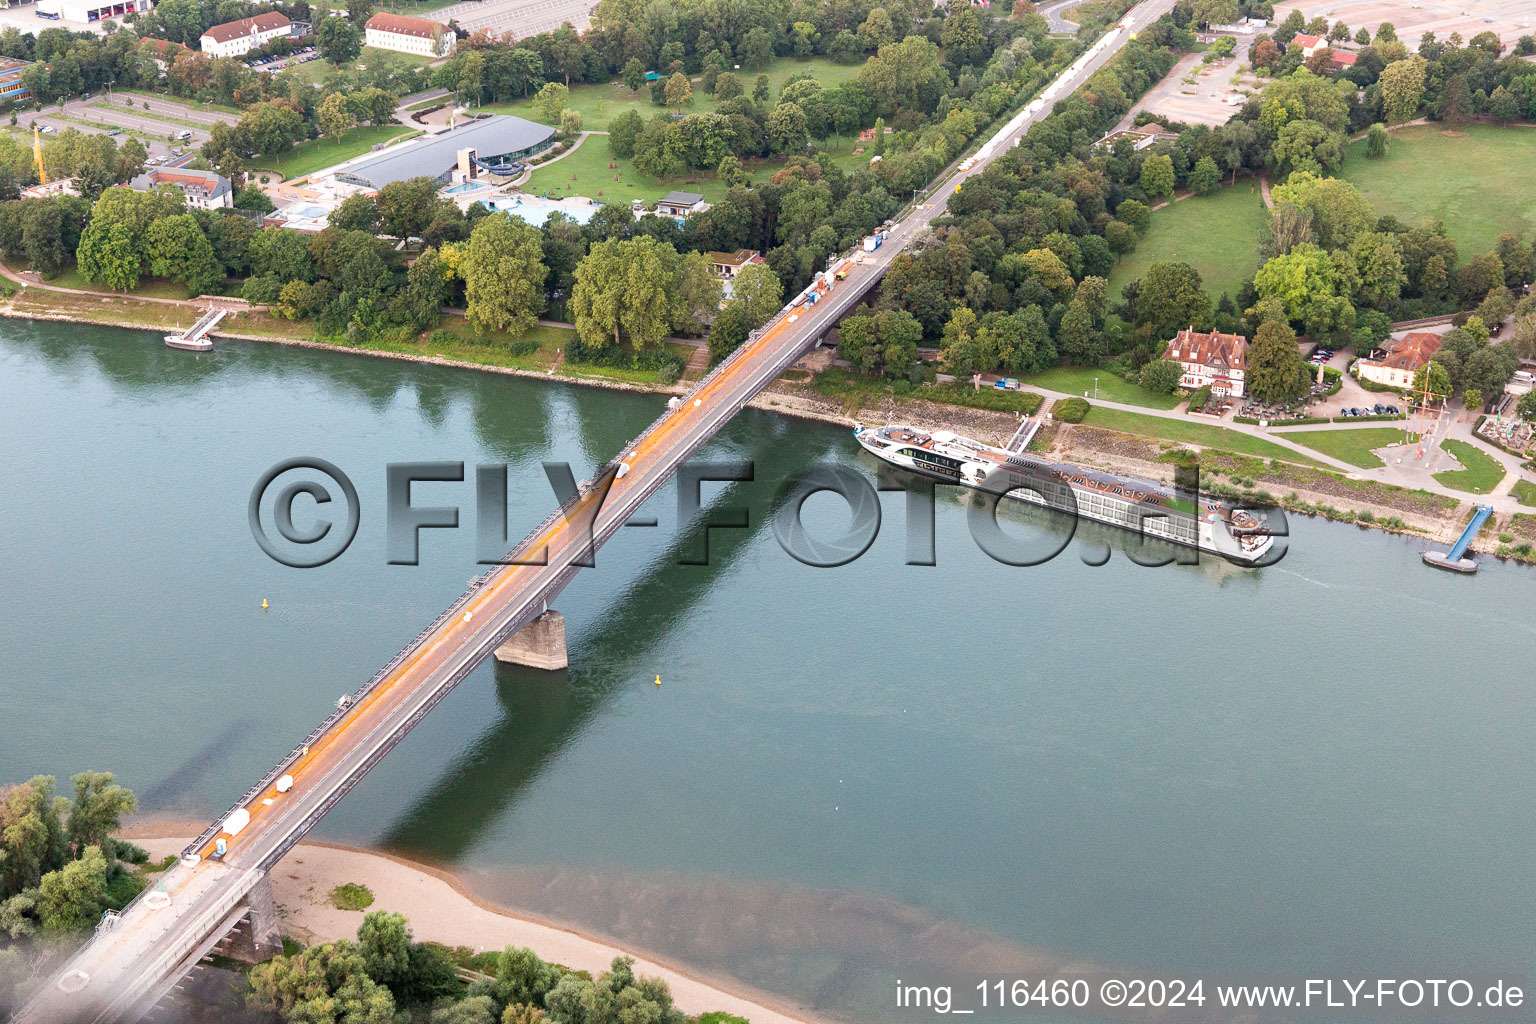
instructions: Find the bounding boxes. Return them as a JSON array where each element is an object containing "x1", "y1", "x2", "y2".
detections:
[{"x1": 377, "y1": 411, "x2": 842, "y2": 862}]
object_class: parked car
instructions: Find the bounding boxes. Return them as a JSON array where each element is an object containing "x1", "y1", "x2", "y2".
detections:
[{"x1": 106, "y1": 128, "x2": 121, "y2": 136}]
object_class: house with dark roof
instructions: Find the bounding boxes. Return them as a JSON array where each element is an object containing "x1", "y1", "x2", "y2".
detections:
[
  {"x1": 200, "y1": 12, "x2": 291, "y2": 58},
  {"x1": 364, "y1": 12, "x2": 454, "y2": 56},
  {"x1": 657, "y1": 191, "x2": 707, "y2": 218},
  {"x1": 1356, "y1": 332, "x2": 1444, "y2": 389},
  {"x1": 1163, "y1": 328, "x2": 1249, "y2": 397},
  {"x1": 129, "y1": 168, "x2": 234, "y2": 209}
]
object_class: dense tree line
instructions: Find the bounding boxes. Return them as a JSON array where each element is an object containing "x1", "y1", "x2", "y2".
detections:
[{"x1": 0, "y1": 773, "x2": 142, "y2": 1016}]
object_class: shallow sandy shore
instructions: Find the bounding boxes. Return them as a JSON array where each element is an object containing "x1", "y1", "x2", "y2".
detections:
[{"x1": 127, "y1": 831, "x2": 821, "y2": 1024}]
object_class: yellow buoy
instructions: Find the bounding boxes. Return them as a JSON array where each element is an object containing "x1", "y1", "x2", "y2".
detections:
[
  {"x1": 261, "y1": 598, "x2": 268, "y2": 610},
  {"x1": 654, "y1": 674, "x2": 661, "y2": 687}
]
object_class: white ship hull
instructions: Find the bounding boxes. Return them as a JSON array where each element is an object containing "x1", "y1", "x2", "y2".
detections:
[{"x1": 854, "y1": 424, "x2": 1274, "y2": 565}]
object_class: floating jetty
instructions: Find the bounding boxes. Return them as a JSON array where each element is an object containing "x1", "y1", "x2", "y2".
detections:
[
  {"x1": 1423, "y1": 504, "x2": 1492, "y2": 574},
  {"x1": 165, "y1": 306, "x2": 226, "y2": 351}
]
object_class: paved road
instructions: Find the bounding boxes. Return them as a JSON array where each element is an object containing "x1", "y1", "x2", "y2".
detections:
[
  {"x1": 31, "y1": 94, "x2": 240, "y2": 161},
  {"x1": 1036, "y1": 0, "x2": 1083, "y2": 33},
  {"x1": 12, "y1": 4, "x2": 1180, "y2": 1021}
]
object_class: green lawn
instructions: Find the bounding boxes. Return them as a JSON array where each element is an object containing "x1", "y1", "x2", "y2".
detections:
[
  {"x1": 1081, "y1": 406, "x2": 1329, "y2": 467},
  {"x1": 1342, "y1": 125, "x2": 1536, "y2": 258},
  {"x1": 251, "y1": 125, "x2": 418, "y2": 181},
  {"x1": 1512, "y1": 478, "x2": 1536, "y2": 507},
  {"x1": 524, "y1": 131, "x2": 864, "y2": 206},
  {"x1": 485, "y1": 56, "x2": 861, "y2": 134},
  {"x1": 115, "y1": 88, "x2": 244, "y2": 115},
  {"x1": 1024, "y1": 365, "x2": 1182, "y2": 409},
  {"x1": 280, "y1": 48, "x2": 434, "y2": 90},
  {"x1": 1434, "y1": 438, "x2": 1506, "y2": 494},
  {"x1": 1281, "y1": 426, "x2": 1415, "y2": 469},
  {"x1": 1107, "y1": 180, "x2": 1269, "y2": 302},
  {"x1": 505, "y1": 55, "x2": 866, "y2": 204}
]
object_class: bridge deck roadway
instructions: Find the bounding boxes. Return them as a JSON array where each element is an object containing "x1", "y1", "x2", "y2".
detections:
[{"x1": 11, "y1": 3, "x2": 1173, "y2": 1019}]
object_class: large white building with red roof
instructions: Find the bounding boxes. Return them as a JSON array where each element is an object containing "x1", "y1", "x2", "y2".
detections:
[
  {"x1": 364, "y1": 13, "x2": 455, "y2": 57},
  {"x1": 1163, "y1": 329, "x2": 1250, "y2": 398},
  {"x1": 199, "y1": 12, "x2": 291, "y2": 58}
]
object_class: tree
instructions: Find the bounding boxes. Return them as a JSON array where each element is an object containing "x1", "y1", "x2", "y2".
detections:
[
  {"x1": 672, "y1": 250, "x2": 722, "y2": 336},
  {"x1": 76, "y1": 186, "x2": 182, "y2": 292},
  {"x1": 707, "y1": 301, "x2": 748, "y2": 364},
  {"x1": 729, "y1": 261, "x2": 782, "y2": 328},
  {"x1": 1378, "y1": 56, "x2": 1426, "y2": 124},
  {"x1": 608, "y1": 109, "x2": 644, "y2": 159},
  {"x1": 248, "y1": 941, "x2": 395, "y2": 1024},
  {"x1": 939, "y1": 306, "x2": 994, "y2": 377},
  {"x1": 147, "y1": 214, "x2": 222, "y2": 297},
  {"x1": 235, "y1": 183, "x2": 275, "y2": 213},
  {"x1": 357, "y1": 911, "x2": 412, "y2": 996},
  {"x1": 376, "y1": 177, "x2": 450, "y2": 241},
  {"x1": 0, "y1": 776, "x2": 69, "y2": 898},
  {"x1": 1268, "y1": 172, "x2": 1373, "y2": 250},
  {"x1": 329, "y1": 193, "x2": 380, "y2": 232},
  {"x1": 1366, "y1": 122, "x2": 1389, "y2": 159},
  {"x1": 1188, "y1": 156, "x2": 1220, "y2": 196},
  {"x1": 742, "y1": 26, "x2": 774, "y2": 69},
  {"x1": 535, "y1": 81, "x2": 569, "y2": 123},
  {"x1": 662, "y1": 71, "x2": 691, "y2": 108},
  {"x1": 1349, "y1": 231, "x2": 1407, "y2": 308},
  {"x1": 1440, "y1": 73, "x2": 1472, "y2": 125},
  {"x1": 314, "y1": 15, "x2": 361, "y2": 65},
  {"x1": 401, "y1": 246, "x2": 452, "y2": 331},
  {"x1": 1254, "y1": 244, "x2": 1356, "y2": 337},
  {"x1": 36, "y1": 844, "x2": 107, "y2": 933},
  {"x1": 461, "y1": 215, "x2": 547, "y2": 337},
  {"x1": 1190, "y1": 0, "x2": 1237, "y2": 27},
  {"x1": 494, "y1": 947, "x2": 558, "y2": 1008},
  {"x1": 1517, "y1": 390, "x2": 1536, "y2": 421},
  {"x1": 620, "y1": 58, "x2": 645, "y2": 94},
  {"x1": 1462, "y1": 387, "x2": 1483, "y2": 411},
  {"x1": 1136, "y1": 262, "x2": 1211, "y2": 339},
  {"x1": 570, "y1": 236, "x2": 681, "y2": 350},
  {"x1": 559, "y1": 108, "x2": 583, "y2": 142},
  {"x1": 1139, "y1": 357, "x2": 1183, "y2": 394},
  {"x1": 1246, "y1": 320, "x2": 1309, "y2": 401},
  {"x1": 1139, "y1": 153, "x2": 1175, "y2": 199},
  {"x1": 766, "y1": 102, "x2": 808, "y2": 154},
  {"x1": 1412, "y1": 360, "x2": 1452, "y2": 402}
]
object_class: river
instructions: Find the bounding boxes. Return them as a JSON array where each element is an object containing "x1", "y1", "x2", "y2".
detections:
[{"x1": 2, "y1": 321, "x2": 1533, "y2": 1022}]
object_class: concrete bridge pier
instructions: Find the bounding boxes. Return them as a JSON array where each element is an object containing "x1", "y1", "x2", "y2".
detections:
[
  {"x1": 223, "y1": 874, "x2": 283, "y2": 963},
  {"x1": 494, "y1": 609, "x2": 568, "y2": 670}
]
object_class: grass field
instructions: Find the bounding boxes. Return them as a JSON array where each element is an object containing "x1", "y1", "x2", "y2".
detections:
[
  {"x1": 1512, "y1": 479, "x2": 1536, "y2": 507},
  {"x1": 524, "y1": 131, "x2": 865, "y2": 206},
  {"x1": 280, "y1": 49, "x2": 434, "y2": 90},
  {"x1": 251, "y1": 125, "x2": 417, "y2": 180},
  {"x1": 1106, "y1": 180, "x2": 1269, "y2": 302},
  {"x1": 1342, "y1": 125, "x2": 1536, "y2": 258},
  {"x1": 1434, "y1": 438, "x2": 1506, "y2": 493},
  {"x1": 1081, "y1": 406, "x2": 1329, "y2": 466},
  {"x1": 486, "y1": 56, "x2": 862, "y2": 133},
  {"x1": 506, "y1": 55, "x2": 866, "y2": 204},
  {"x1": 1025, "y1": 366, "x2": 1182, "y2": 409},
  {"x1": 1281, "y1": 426, "x2": 1415, "y2": 469},
  {"x1": 116, "y1": 88, "x2": 244, "y2": 115}
]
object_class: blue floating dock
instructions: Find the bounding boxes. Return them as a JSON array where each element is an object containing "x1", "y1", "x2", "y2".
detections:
[{"x1": 1423, "y1": 504, "x2": 1492, "y2": 574}]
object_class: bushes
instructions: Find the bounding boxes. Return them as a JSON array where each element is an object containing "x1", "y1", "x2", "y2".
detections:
[
  {"x1": 924, "y1": 384, "x2": 1043, "y2": 415},
  {"x1": 1053, "y1": 396, "x2": 1090, "y2": 422}
]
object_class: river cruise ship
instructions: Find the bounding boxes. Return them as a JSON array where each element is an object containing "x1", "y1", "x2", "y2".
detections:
[{"x1": 853, "y1": 423, "x2": 1274, "y2": 564}]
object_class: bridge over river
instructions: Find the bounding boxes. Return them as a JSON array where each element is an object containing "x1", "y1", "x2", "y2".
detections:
[{"x1": 11, "y1": 4, "x2": 1173, "y2": 1019}]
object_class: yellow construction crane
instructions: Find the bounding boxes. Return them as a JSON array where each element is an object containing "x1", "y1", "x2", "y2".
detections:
[{"x1": 32, "y1": 125, "x2": 45, "y2": 185}]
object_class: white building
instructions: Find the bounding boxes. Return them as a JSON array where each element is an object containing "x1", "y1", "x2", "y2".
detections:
[
  {"x1": 363, "y1": 13, "x2": 454, "y2": 57},
  {"x1": 129, "y1": 168, "x2": 233, "y2": 209},
  {"x1": 35, "y1": 0, "x2": 152, "y2": 25},
  {"x1": 199, "y1": 12, "x2": 291, "y2": 59},
  {"x1": 1162, "y1": 328, "x2": 1249, "y2": 398}
]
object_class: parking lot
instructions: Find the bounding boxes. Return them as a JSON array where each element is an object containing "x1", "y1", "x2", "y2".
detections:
[
  {"x1": 1272, "y1": 0, "x2": 1534, "y2": 45},
  {"x1": 28, "y1": 93, "x2": 242, "y2": 165}
]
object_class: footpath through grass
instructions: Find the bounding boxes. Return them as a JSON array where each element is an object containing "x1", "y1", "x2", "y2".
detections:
[
  {"x1": 1081, "y1": 406, "x2": 1329, "y2": 467},
  {"x1": 1024, "y1": 365, "x2": 1181, "y2": 409},
  {"x1": 1434, "y1": 438, "x2": 1506, "y2": 494},
  {"x1": 251, "y1": 125, "x2": 418, "y2": 180},
  {"x1": 1342, "y1": 124, "x2": 1536, "y2": 258},
  {"x1": 1281, "y1": 426, "x2": 1416, "y2": 470},
  {"x1": 1106, "y1": 180, "x2": 1269, "y2": 302}
]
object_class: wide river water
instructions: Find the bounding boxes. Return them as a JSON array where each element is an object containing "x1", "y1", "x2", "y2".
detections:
[{"x1": 2, "y1": 322, "x2": 1534, "y2": 1022}]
